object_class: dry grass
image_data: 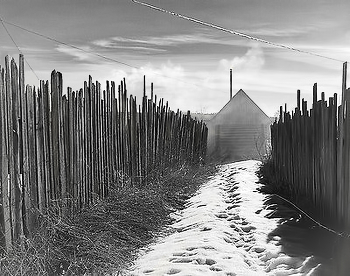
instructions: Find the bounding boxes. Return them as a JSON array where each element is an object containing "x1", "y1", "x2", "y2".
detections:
[
  {"x1": 257, "y1": 157, "x2": 293, "y2": 198},
  {"x1": 0, "y1": 164, "x2": 216, "y2": 276}
]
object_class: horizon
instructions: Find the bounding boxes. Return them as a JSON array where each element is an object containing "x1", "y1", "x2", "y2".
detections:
[{"x1": 1, "y1": 0, "x2": 349, "y2": 116}]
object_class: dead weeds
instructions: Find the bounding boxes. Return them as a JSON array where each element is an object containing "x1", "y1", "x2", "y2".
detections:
[{"x1": 0, "y1": 164, "x2": 216, "y2": 276}]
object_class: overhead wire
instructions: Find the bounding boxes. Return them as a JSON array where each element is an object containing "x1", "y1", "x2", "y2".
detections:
[
  {"x1": 0, "y1": 18, "x2": 206, "y2": 89},
  {"x1": 1, "y1": 1, "x2": 345, "y2": 96},
  {"x1": 131, "y1": 0, "x2": 346, "y2": 63},
  {"x1": 1, "y1": 18, "x2": 137, "y2": 70},
  {"x1": 0, "y1": 15, "x2": 40, "y2": 80}
]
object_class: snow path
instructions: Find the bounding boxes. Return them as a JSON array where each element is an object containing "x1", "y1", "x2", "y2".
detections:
[{"x1": 124, "y1": 161, "x2": 323, "y2": 276}]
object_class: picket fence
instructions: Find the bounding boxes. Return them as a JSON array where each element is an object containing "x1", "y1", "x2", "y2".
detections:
[
  {"x1": 270, "y1": 62, "x2": 350, "y2": 229},
  {"x1": 0, "y1": 55, "x2": 208, "y2": 250}
]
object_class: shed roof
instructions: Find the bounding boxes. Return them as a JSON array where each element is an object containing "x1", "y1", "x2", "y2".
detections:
[{"x1": 209, "y1": 89, "x2": 270, "y2": 125}]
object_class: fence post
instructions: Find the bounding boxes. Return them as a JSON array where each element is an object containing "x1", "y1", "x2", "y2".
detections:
[
  {"x1": 10, "y1": 59, "x2": 22, "y2": 241},
  {"x1": 41, "y1": 81, "x2": 51, "y2": 208},
  {"x1": 36, "y1": 88, "x2": 46, "y2": 213},
  {"x1": 26, "y1": 85, "x2": 38, "y2": 234},
  {"x1": 343, "y1": 87, "x2": 350, "y2": 229},
  {"x1": 337, "y1": 62, "x2": 347, "y2": 223},
  {"x1": 0, "y1": 62, "x2": 11, "y2": 250}
]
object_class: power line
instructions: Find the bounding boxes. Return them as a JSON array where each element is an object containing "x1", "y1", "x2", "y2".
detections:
[
  {"x1": 131, "y1": 0, "x2": 346, "y2": 63},
  {"x1": 0, "y1": 18, "x2": 208, "y2": 89},
  {"x1": 1, "y1": 18, "x2": 138, "y2": 70},
  {"x1": 0, "y1": 16, "x2": 40, "y2": 80}
]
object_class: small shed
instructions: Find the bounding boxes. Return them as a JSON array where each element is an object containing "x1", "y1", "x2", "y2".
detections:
[{"x1": 207, "y1": 89, "x2": 272, "y2": 161}]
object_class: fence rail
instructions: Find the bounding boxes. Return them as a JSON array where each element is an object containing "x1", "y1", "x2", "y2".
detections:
[
  {"x1": 0, "y1": 55, "x2": 208, "y2": 250},
  {"x1": 270, "y1": 62, "x2": 350, "y2": 229}
]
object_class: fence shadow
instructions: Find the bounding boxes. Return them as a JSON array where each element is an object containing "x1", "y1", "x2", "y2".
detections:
[{"x1": 263, "y1": 195, "x2": 350, "y2": 276}]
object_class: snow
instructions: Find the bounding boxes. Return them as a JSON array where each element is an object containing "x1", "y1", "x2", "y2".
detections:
[{"x1": 123, "y1": 160, "x2": 322, "y2": 276}]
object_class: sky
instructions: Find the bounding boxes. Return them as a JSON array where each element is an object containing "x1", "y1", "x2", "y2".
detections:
[{"x1": 0, "y1": 0, "x2": 349, "y2": 116}]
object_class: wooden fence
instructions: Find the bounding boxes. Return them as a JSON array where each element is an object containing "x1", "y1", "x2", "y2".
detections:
[
  {"x1": 270, "y1": 62, "x2": 350, "y2": 229},
  {"x1": 0, "y1": 55, "x2": 208, "y2": 250}
]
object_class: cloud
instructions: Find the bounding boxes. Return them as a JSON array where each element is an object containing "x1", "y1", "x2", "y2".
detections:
[
  {"x1": 346, "y1": 31, "x2": 350, "y2": 41},
  {"x1": 100, "y1": 61, "x2": 230, "y2": 114},
  {"x1": 55, "y1": 44, "x2": 95, "y2": 61},
  {"x1": 265, "y1": 42, "x2": 348, "y2": 70},
  {"x1": 219, "y1": 44, "x2": 265, "y2": 72},
  {"x1": 109, "y1": 61, "x2": 187, "y2": 100},
  {"x1": 92, "y1": 33, "x2": 246, "y2": 50},
  {"x1": 239, "y1": 26, "x2": 316, "y2": 38},
  {"x1": 127, "y1": 34, "x2": 228, "y2": 46},
  {"x1": 93, "y1": 39, "x2": 166, "y2": 53}
]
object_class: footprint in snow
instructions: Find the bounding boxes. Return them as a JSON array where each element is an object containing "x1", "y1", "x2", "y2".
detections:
[{"x1": 166, "y1": 268, "x2": 181, "y2": 275}]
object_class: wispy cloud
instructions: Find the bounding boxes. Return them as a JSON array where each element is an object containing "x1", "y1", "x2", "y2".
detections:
[
  {"x1": 265, "y1": 42, "x2": 348, "y2": 70},
  {"x1": 238, "y1": 20, "x2": 341, "y2": 39},
  {"x1": 239, "y1": 26, "x2": 316, "y2": 38},
  {"x1": 93, "y1": 39, "x2": 167, "y2": 53},
  {"x1": 92, "y1": 33, "x2": 246, "y2": 51},
  {"x1": 55, "y1": 44, "x2": 94, "y2": 61},
  {"x1": 1, "y1": 45, "x2": 53, "y2": 54}
]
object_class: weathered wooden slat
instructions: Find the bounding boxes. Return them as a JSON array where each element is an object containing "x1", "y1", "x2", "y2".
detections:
[
  {"x1": 9, "y1": 58, "x2": 22, "y2": 241},
  {"x1": 118, "y1": 83, "x2": 123, "y2": 177},
  {"x1": 77, "y1": 89, "x2": 84, "y2": 209},
  {"x1": 26, "y1": 85, "x2": 38, "y2": 233},
  {"x1": 67, "y1": 88, "x2": 74, "y2": 210},
  {"x1": 111, "y1": 82, "x2": 117, "y2": 183},
  {"x1": 101, "y1": 86, "x2": 106, "y2": 190},
  {"x1": 90, "y1": 80, "x2": 97, "y2": 201},
  {"x1": 129, "y1": 95, "x2": 136, "y2": 182},
  {"x1": 84, "y1": 80, "x2": 91, "y2": 205},
  {"x1": 71, "y1": 89, "x2": 79, "y2": 211},
  {"x1": 101, "y1": 88, "x2": 105, "y2": 190},
  {"x1": 50, "y1": 71, "x2": 60, "y2": 203},
  {"x1": 56, "y1": 72, "x2": 67, "y2": 214},
  {"x1": 344, "y1": 88, "x2": 350, "y2": 228},
  {"x1": 96, "y1": 82, "x2": 102, "y2": 197},
  {"x1": 0, "y1": 63, "x2": 11, "y2": 249},
  {"x1": 41, "y1": 81, "x2": 51, "y2": 206},
  {"x1": 106, "y1": 81, "x2": 112, "y2": 191},
  {"x1": 36, "y1": 88, "x2": 45, "y2": 212}
]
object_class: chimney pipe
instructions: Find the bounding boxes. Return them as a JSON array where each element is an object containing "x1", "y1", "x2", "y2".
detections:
[{"x1": 230, "y1": 69, "x2": 232, "y2": 100}]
